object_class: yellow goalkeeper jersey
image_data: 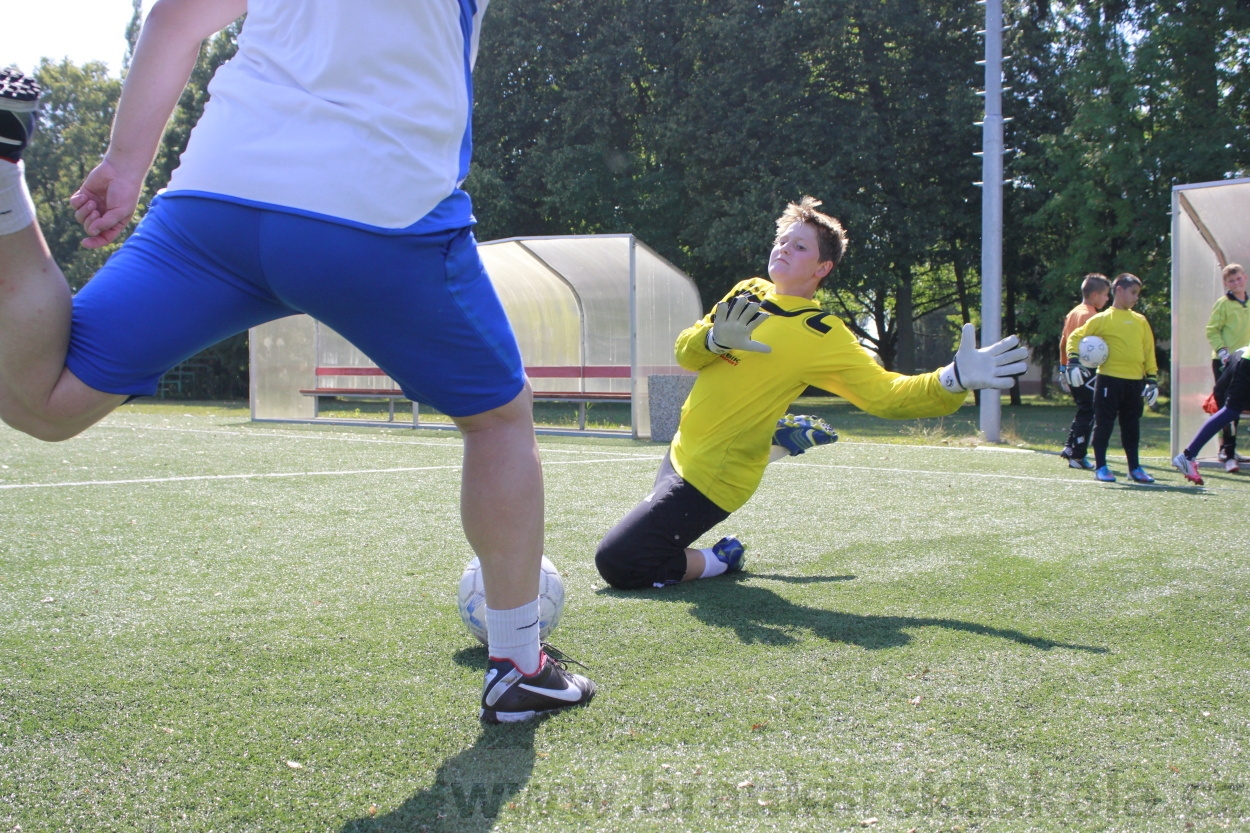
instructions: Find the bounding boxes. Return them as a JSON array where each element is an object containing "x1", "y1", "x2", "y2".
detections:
[
  {"x1": 1065, "y1": 307, "x2": 1157, "y2": 381},
  {"x1": 670, "y1": 278, "x2": 966, "y2": 512}
]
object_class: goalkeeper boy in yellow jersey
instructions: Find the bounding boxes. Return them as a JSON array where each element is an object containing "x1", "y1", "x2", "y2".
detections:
[
  {"x1": 1064, "y1": 273, "x2": 1158, "y2": 484},
  {"x1": 594, "y1": 197, "x2": 1030, "y2": 590}
]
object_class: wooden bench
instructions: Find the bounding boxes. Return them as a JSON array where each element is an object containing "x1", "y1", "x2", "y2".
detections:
[{"x1": 300, "y1": 365, "x2": 631, "y2": 429}]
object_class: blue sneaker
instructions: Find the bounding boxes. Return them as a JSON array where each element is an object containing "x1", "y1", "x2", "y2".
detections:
[
  {"x1": 1094, "y1": 466, "x2": 1116, "y2": 482},
  {"x1": 0, "y1": 69, "x2": 41, "y2": 163},
  {"x1": 711, "y1": 536, "x2": 746, "y2": 574},
  {"x1": 1128, "y1": 467, "x2": 1155, "y2": 484},
  {"x1": 772, "y1": 414, "x2": 838, "y2": 456}
]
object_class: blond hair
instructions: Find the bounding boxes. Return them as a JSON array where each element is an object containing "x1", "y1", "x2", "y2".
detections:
[{"x1": 775, "y1": 196, "x2": 848, "y2": 268}]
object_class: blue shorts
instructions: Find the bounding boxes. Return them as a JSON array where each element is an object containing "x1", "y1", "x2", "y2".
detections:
[{"x1": 66, "y1": 195, "x2": 525, "y2": 417}]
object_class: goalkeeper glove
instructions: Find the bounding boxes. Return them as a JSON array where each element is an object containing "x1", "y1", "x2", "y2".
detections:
[
  {"x1": 1218, "y1": 347, "x2": 1231, "y2": 369},
  {"x1": 1066, "y1": 357, "x2": 1093, "y2": 389},
  {"x1": 1142, "y1": 377, "x2": 1159, "y2": 407},
  {"x1": 707, "y1": 295, "x2": 771, "y2": 354},
  {"x1": 772, "y1": 414, "x2": 838, "y2": 456},
  {"x1": 938, "y1": 323, "x2": 1030, "y2": 393}
]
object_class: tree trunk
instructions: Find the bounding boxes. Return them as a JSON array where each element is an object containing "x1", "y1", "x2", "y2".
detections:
[{"x1": 895, "y1": 276, "x2": 915, "y2": 374}]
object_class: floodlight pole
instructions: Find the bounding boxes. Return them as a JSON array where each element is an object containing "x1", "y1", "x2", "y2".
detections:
[{"x1": 977, "y1": 0, "x2": 1004, "y2": 442}]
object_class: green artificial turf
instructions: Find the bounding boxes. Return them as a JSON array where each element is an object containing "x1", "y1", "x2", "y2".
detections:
[{"x1": 0, "y1": 401, "x2": 1245, "y2": 832}]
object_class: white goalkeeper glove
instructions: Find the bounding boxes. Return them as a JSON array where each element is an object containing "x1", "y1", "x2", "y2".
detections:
[
  {"x1": 1066, "y1": 357, "x2": 1093, "y2": 389},
  {"x1": 707, "y1": 295, "x2": 772, "y2": 354},
  {"x1": 1142, "y1": 377, "x2": 1158, "y2": 407},
  {"x1": 1218, "y1": 347, "x2": 1231, "y2": 369},
  {"x1": 938, "y1": 323, "x2": 1030, "y2": 393}
]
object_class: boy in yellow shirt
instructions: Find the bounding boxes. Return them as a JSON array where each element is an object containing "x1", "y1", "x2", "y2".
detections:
[
  {"x1": 1058, "y1": 273, "x2": 1111, "y2": 469},
  {"x1": 1065, "y1": 273, "x2": 1158, "y2": 484},
  {"x1": 594, "y1": 197, "x2": 1030, "y2": 589},
  {"x1": 1203, "y1": 263, "x2": 1250, "y2": 472}
]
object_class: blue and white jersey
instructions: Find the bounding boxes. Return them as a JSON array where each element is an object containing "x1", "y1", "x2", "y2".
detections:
[{"x1": 166, "y1": 0, "x2": 485, "y2": 231}]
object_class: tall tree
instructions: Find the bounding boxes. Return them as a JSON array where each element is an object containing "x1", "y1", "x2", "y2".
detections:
[
  {"x1": 1007, "y1": 0, "x2": 1250, "y2": 384},
  {"x1": 471, "y1": 0, "x2": 987, "y2": 371},
  {"x1": 24, "y1": 60, "x2": 122, "y2": 291}
]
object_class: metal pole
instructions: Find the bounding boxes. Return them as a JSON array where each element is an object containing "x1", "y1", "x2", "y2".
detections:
[{"x1": 979, "y1": 0, "x2": 1004, "y2": 442}]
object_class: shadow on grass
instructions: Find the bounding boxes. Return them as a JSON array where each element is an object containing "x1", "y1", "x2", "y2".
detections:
[
  {"x1": 601, "y1": 577, "x2": 1106, "y2": 654},
  {"x1": 340, "y1": 718, "x2": 539, "y2": 833}
]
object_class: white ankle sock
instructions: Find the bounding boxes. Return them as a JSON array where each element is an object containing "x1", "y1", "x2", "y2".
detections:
[
  {"x1": 485, "y1": 599, "x2": 542, "y2": 675},
  {"x1": 699, "y1": 548, "x2": 729, "y2": 579},
  {"x1": 0, "y1": 160, "x2": 36, "y2": 235}
]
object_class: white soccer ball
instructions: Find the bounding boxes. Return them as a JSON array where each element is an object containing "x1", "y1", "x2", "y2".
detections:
[
  {"x1": 1078, "y1": 335, "x2": 1110, "y2": 368},
  {"x1": 457, "y1": 555, "x2": 565, "y2": 645}
]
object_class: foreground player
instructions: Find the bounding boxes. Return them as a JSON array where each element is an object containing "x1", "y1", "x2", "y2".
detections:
[
  {"x1": 0, "y1": 0, "x2": 593, "y2": 724},
  {"x1": 594, "y1": 197, "x2": 1030, "y2": 590}
]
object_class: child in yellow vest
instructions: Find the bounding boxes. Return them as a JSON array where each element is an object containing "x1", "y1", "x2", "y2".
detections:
[{"x1": 1066, "y1": 273, "x2": 1158, "y2": 483}]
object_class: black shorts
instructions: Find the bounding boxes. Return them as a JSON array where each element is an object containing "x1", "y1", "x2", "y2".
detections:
[
  {"x1": 594, "y1": 453, "x2": 731, "y2": 590},
  {"x1": 1217, "y1": 356, "x2": 1250, "y2": 413}
]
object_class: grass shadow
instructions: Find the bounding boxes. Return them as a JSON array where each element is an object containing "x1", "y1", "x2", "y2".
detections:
[
  {"x1": 340, "y1": 721, "x2": 539, "y2": 833},
  {"x1": 604, "y1": 578, "x2": 1106, "y2": 654}
]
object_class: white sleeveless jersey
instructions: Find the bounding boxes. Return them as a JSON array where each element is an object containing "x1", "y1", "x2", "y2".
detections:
[{"x1": 166, "y1": 0, "x2": 487, "y2": 229}]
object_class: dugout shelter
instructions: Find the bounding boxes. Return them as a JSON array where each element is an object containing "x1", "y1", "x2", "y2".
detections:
[
  {"x1": 248, "y1": 234, "x2": 702, "y2": 439},
  {"x1": 1171, "y1": 178, "x2": 1250, "y2": 460}
]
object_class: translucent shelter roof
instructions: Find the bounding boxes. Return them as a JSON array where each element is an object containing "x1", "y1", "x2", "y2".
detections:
[
  {"x1": 249, "y1": 234, "x2": 702, "y2": 439},
  {"x1": 1171, "y1": 178, "x2": 1250, "y2": 456}
]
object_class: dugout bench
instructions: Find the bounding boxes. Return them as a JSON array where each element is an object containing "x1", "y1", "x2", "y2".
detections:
[{"x1": 299, "y1": 365, "x2": 631, "y2": 430}]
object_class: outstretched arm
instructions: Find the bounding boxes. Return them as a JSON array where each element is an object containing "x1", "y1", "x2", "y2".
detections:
[{"x1": 70, "y1": 0, "x2": 247, "y2": 248}]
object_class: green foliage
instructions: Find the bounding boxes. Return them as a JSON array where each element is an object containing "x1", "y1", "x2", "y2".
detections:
[
  {"x1": 1007, "y1": 0, "x2": 1250, "y2": 371},
  {"x1": 470, "y1": 0, "x2": 985, "y2": 371},
  {"x1": 24, "y1": 60, "x2": 122, "y2": 291}
]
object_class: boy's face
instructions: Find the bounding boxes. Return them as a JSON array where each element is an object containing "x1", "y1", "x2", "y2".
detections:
[
  {"x1": 1225, "y1": 269, "x2": 1247, "y2": 298},
  {"x1": 1088, "y1": 288, "x2": 1110, "y2": 310},
  {"x1": 1113, "y1": 284, "x2": 1141, "y2": 309},
  {"x1": 768, "y1": 222, "x2": 833, "y2": 296}
]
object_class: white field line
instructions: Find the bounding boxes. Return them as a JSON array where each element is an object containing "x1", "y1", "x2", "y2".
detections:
[
  {"x1": 4, "y1": 451, "x2": 1223, "y2": 493},
  {"x1": 95, "y1": 421, "x2": 1181, "y2": 461},
  {"x1": 0, "y1": 454, "x2": 661, "y2": 491}
]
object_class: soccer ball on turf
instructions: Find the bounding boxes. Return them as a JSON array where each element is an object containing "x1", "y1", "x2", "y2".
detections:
[
  {"x1": 1078, "y1": 335, "x2": 1110, "y2": 368},
  {"x1": 457, "y1": 555, "x2": 565, "y2": 645}
]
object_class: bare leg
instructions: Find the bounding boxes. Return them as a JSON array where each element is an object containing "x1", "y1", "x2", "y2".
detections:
[
  {"x1": 0, "y1": 222, "x2": 125, "y2": 441},
  {"x1": 452, "y1": 384, "x2": 543, "y2": 610},
  {"x1": 682, "y1": 548, "x2": 706, "y2": 581}
]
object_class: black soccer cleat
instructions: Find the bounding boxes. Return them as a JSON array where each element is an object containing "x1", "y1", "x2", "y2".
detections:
[
  {"x1": 480, "y1": 645, "x2": 596, "y2": 724},
  {"x1": 0, "y1": 68, "x2": 42, "y2": 163}
]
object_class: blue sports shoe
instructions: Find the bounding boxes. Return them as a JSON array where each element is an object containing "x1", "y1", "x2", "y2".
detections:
[
  {"x1": 1128, "y1": 467, "x2": 1155, "y2": 484},
  {"x1": 1094, "y1": 465, "x2": 1116, "y2": 482},
  {"x1": 711, "y1": 536, "x2": 746, "y2": 574},
  {"x1": 772, "y1": 414, "x2": 838, "y2": 456}
]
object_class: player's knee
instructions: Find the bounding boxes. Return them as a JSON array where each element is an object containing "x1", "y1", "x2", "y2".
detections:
[
  {"x1": 1, "y1": 412, "x2": 83, "y2": 442},
  {"x1": 593, "y1": 540, "x2": 647, "y2": 590}
]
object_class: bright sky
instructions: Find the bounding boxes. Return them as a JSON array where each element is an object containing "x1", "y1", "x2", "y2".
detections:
[{"x1": 1, "y1": 0, "x2": 156, "y2": 78}]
